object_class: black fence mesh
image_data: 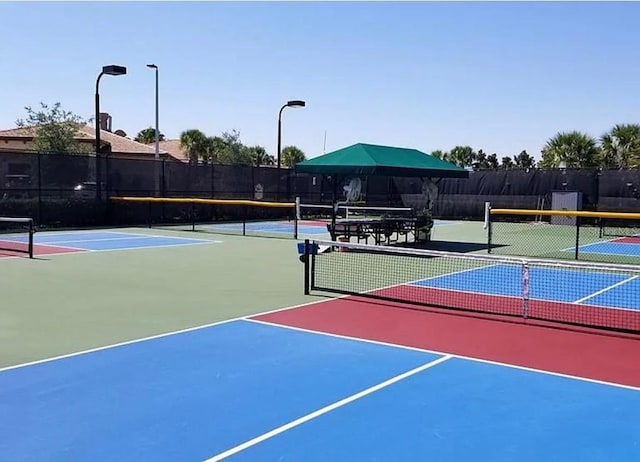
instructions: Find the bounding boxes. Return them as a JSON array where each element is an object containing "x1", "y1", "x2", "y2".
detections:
[{"x1": 2, "y1": 151, "x2": 640, "y2": 230}]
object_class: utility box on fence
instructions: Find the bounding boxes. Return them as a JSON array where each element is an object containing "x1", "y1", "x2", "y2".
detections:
[{"x1": 550, "y1": 191, "x2": 582, "y2": 225}]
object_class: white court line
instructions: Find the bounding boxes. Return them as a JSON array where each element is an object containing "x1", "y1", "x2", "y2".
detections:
[
  {"x1": 573, "y1": 275, "x2": 640, "y2": 304},
  {"x1": 203, "y1": 355, "x2": 453, "y2": 462},
  {"x1": 0, "y1": 297, "x2": 338, "y2": 373},
  {"x1": 247, "y1": 319, "x2": 640, "y2": 391}
]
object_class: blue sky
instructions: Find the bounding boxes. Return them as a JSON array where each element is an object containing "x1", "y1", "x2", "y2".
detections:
[{"x1": 1, "y1": 1, "x2": 639, "y2": 160}]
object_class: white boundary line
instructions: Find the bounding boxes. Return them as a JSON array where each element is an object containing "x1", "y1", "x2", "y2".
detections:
[
  {"x1": 203, "y1": 355, "x2": 453, "y2": 462},
  {"x1": 573, "y1": 275, "x2": 640, "y2": 304},
  {"x1": 0, "y1": 297, "x2": 338, "y2": 373},
  {"x1": 247, "y1": 319, "x2": 640, "y2": 391},
  {"x1": 404, "y1": 263, "x2": 640, "y2": 312}
]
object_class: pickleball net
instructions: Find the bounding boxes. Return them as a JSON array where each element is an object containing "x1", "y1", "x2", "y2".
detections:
[
  {"x1": 302, "y1": 239, "x2": 640, "y2": 335},
  {"x1": 0, "y1": 217, "x2": 35, "y2": 258}
]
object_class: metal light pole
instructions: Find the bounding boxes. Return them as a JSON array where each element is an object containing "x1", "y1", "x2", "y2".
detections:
[
  {"x1": 277, "y1": 100, "x2": 305, "y2": 200},
  {"x1": 147, "y1": 64, "x2": 160, "y2": 196},
  {"x1": 95, "y1": 64, "x2": 127, "y2": 201}
]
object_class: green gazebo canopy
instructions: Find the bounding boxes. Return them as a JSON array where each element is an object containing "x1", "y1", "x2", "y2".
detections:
[{"x1": 294, "y1": 143, "x2": 468, "y2": 178}]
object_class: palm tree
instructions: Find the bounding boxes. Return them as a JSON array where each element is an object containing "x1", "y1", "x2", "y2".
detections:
[
  {"x1": 202, "y1": 136, "x2": 226, "y2": 164},
  {"x1": 486, "y1": 153, "x2": 499, "y2": 169},
  {"x1": 514, "y1": 150, "x2": 535, "y2": 169},
  {"x1": 246, "y1": 145, "x2": 272, "y2": 166},
  {"x1": 281, "y1": 146, "x2": 306, "y2": 167},
  {"x1": 448, "y1": 146, "x2": 475, "y2": 168},
  {"x1": 134, "y1": 127, "x2": 165, "y2": 144},
  {"x1": 501, "y1": 156, "x2": 514, "y2": 169},
  {"x1": 179, "y1": 129, "x2": 208, "y2": 164},
  {"x1": 600, "y1": 124, "x2": 640, "y2": 169},
  {"x1": 539, "y1": 131, "x2": 600, "y2": 168}
]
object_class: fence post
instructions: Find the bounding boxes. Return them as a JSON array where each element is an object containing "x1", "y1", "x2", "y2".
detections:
[
  {"x1": 37, "y1": 153, "x2": 42, "y2": 226},
  {"x1": 575, "y1": 215, "x2": 581, "y2": 260},
  {"x1": 485, "y1": 202, "x2": 492, "y2": 253}
]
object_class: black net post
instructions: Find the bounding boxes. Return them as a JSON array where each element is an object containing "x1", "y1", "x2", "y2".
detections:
[
  {"x1": 191, "y1": 201, "x2": 195, "y2": 232},
  {"x1": 303, "y1": 239, "x2": 310, "y2": 295},
  {"x1": 294, "y1": 196, "x2": 300, "y2": 240},
  {"x1": 28, "y1": 221, "x2": 34, "y2": 259},
  {"x1": 242, "y1": 204, "x2": 247, "y2": 236}
]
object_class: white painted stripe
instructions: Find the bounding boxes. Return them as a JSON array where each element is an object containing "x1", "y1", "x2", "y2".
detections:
[
  {"x1": 202, "y1": 355, "x2": 452, "y2": 462},
  {"x1": 574, "y1": 275, "x2": 640, "y2": 304},
  {"x1": 248, "y1": 319, "x2": 640, "y2": 391},
  {"x1": 0, "y1": 297, "x2": 336, "y2": 373}
]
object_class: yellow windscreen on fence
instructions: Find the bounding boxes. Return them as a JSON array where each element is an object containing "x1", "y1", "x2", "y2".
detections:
[
  {"x1": 109, "y1": 196, "x2": 299, "y2": 239},
  {"x1": 490, "y1": 208, "x2": 640, "y2": 220},
  {"x1": 486, "y1": 206, "x2": 640, "y2": 264},
  {"x1": 110, "y1": 196, "x2": 296, "y2": 209}
]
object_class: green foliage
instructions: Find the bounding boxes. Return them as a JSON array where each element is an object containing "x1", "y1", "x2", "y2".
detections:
[
  {"x1": 134, "y1": 127, "x2": 165, "y2": 144},
  {"x1": 179, "y1": 129, "x2": 208, "y2": 164},
  {"x1": 246, "y1": 145, "x2": 275, "y2": 166},
  {"x1": 448, "y1": 146, "x2": 475, "y2": 168},
  {"x1": 599, "y1": 124, "x2": 640, "y2": 169},
  {"x1": 501, "y1": 156, "x2": 514, "y2": 169},
  {"x1": 513, "y1": 150, "x2": 535, "y2": 169},
  {"x1": 15, "y1": 102, "x2": 87, "y2": 154},
  {"x1": 540, "y1": 131, "x2": 600, "y2": 168},
  {"x1": 281, "y1": 145, "x2": 306, "y2": 167},
  {"x1": 217, "y1": 130, "x2": 253, "y2": 165}
]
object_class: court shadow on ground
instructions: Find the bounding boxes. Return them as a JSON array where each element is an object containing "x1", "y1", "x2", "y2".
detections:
[{"x1": 391, "y1": 240, "x2": 500, "y2": 253}]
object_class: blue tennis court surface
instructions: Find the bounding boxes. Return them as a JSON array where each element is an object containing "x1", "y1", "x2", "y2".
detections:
[
  {"x1": 410, "y1": 263, "x2": 640, "y2": 310},
  {"x1": 22, "y1": 230, "x2": 216, "y2": 254},
  {"x1": 208, "y1": 221, "x2": 327, "y2": 235},
  {"x1": 1, "y1": 319, "x2": 637, "y2": 461},
  {"x1": 208, "y1": 219, "x2": 459, "y2": 236},
  {"x1": 575, "y1": 241, "x2": 640, "y2": 257}
]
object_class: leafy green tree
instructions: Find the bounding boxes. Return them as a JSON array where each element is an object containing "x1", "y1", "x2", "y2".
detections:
[
  {"x1": 430, "y1": 150, "x2": 447, "y2": 160},
  {"x1": 281, "y1": 145, "x2": 306, "y2": 167},
  {"x1": 201, "y1": 136, "x2": 225, "y2": 164},
  {"x1": 486, "y1": 153, "x2": 499, "y2": 169},
  {"x1": 500, "y1": 156, "x2": 514, "y2": 169},
  {"x1": 448, "y1": 146, "x2": 475, "y2": 168},
  {"x1": 514, "y1": 150, "x2": 536, "y2": 169},
  {"x1": 15, "y1": 102, "x2": 86, "y2": 154},
  {"x1": 179, "y1": 129, "x2": 208, "y2": 164},
  {"x1": 246, "y1": 145, "x2": 274, "y2": 166},
  {"x1": 539, "y1": 131, "x2": 600, "y2": 168},
  {"x1": 472, "y1": 149, "x2": 490, "y2": 170},
  {"x1": 217, "y1": 130, "x2": 252, "y2": 164},
  {"x1": 600, "y1": 124, "x2": 640, "y2": 169},
  {"x1": 135, "y1": 127, "x2": 165, "y2": 144}
]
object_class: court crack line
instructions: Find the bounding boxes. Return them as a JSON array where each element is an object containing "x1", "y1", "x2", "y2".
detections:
[{"x1": 202, "y1": 354, "x2": 453, "y2": 461}]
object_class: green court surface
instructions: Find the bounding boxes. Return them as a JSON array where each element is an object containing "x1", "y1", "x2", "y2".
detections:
[
  {"x1": 0, "y1": 227, "x2": 328, "y2": 368},
  {"x1": 0, "y1": 219, "x2": 523, "y2": 369}
]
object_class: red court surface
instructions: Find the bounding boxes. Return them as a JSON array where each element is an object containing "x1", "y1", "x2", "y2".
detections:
[
  {"x1": 0, "y1": 244, "x2": 84, "y2": 258},
  {"x1": 614, "y1": 236, "x2": 640, "y2": 244},
  {"x1": 255, "y1": 297, "x2": 640, "y2": 388},
  {"x1": 372, "y1": 285, "x2": 640, "y2": 333}
]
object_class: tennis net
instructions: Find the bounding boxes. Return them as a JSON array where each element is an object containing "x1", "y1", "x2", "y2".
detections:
[
  {"x1": 302, "y1": 238, "x2": 640, "y2": 335},
  {"x1": 0, "y1": 217, "x2": 35, "y2": 258}
]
